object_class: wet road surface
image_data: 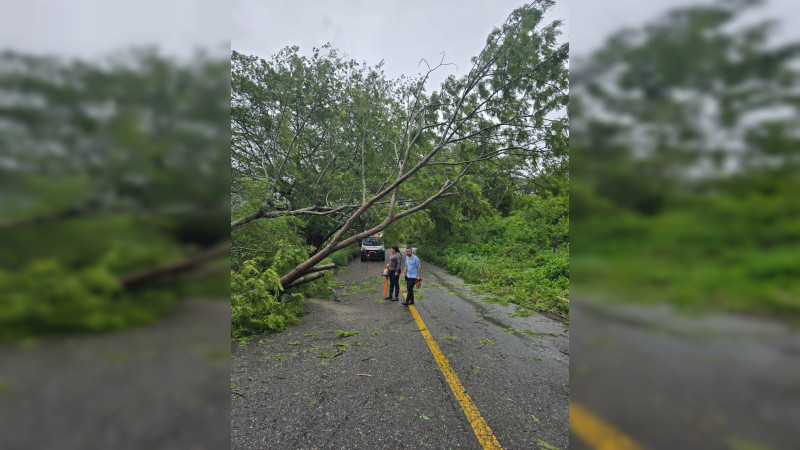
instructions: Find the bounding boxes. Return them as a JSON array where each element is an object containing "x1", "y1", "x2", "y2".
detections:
[
  {"x1": 569, "y1": 295, "x2": 800, "y2": 449},
  {"x1": 231, "y1": 253, "x2": 570, "y2": 449}
]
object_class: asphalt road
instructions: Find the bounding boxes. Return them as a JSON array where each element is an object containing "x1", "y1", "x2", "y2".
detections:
[
  {"x1": 0, "y1": 299, "x2": 231, "y2": 449},
  {"x1": 231, "y1": 252, "x2": 570, "y2": 449},
  {"x1": 569, "y1": 295, "x2": 800, "y2": 449}
]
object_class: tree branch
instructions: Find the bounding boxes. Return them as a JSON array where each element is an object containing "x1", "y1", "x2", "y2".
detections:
[
  {"x1": 120, "y1": 241, "x2": 230, "y2": 288},
  {"x1": 282, "y1": 270, "x2": 330, "y2": 290}
]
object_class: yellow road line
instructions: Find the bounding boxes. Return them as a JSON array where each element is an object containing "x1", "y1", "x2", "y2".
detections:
[
  {"x1": 569, "y1": 401, "x2": 643, "y2": 450},
  {"x1": 404, "y1": 292, "x2": 502, "y2": 449}
]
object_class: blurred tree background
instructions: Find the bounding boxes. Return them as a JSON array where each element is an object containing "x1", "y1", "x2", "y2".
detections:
[
  {"x1": 571, "y1": 0, "x2": 800, "y2": 317},
  {"x1": 0, "y1": 49, "x2": 231, "y2": 340}
]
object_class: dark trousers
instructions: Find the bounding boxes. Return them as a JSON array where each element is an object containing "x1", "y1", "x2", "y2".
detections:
[
  {"x1": 388, "y1": 272, "x2": 400, "y2": 299},
  {"x1": 405, "y1": 276, "x2": 416, "y2": 304}
]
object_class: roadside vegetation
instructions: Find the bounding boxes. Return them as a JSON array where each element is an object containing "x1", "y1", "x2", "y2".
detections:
[{"x1": 413, "y1": 180, "x2": 568, "y2": 317}]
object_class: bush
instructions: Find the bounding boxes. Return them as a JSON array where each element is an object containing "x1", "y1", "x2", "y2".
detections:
[
  {"x1": 326, "y1": 246, "x2": 360, "y2": 268},
  {"x1": 0, "y1": 255, "x2": 178, "y2": 340},
  {"x1": 230, "y1": 244, "x2": 361, "y2": 338},
  {"x1": 416, "y1": 192, "x2": 570, "y2": 317},
  {"x1": 231, "y1": 259, "x2": 305, "y2": 338}
]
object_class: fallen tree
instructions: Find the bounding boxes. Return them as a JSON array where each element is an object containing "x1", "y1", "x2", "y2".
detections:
[{"x1": 231, "y1": 0, "x2": 568, "y2": 291}]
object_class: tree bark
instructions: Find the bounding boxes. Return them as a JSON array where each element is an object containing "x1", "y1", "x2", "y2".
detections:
[
  {"x1": 282, "y1": 270, "x2": 329, "y2": 290},
  {"x1": 120, "y1": 241, "x2": 230, "y2": 288}
]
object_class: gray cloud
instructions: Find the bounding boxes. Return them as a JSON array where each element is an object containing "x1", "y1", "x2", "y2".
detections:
[
  {"x1": 0, "y1": 0, "x2": 229, "y2": 59},
  {"x1": 233, "y1": 0, "x2": 569, "y2": 90}
]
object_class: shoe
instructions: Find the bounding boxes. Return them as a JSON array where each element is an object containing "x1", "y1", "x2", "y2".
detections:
[
  {"x1": 384, "y1": 297, "x2": 392, "y2": 300},
  {"x1": 401, "y1": 302, "x2": 408, "y2": 306},
  {"x1": 391, "y1": 298, "x2": 399, "y2": 301}
]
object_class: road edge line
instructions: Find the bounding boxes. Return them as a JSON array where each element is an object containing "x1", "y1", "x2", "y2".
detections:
[{"x1": 569, "y1": 401, "x2": 643, "y2": 450}]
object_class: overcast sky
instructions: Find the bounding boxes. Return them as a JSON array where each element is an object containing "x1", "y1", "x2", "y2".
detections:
[
  {"x1": 1, "y1": 1, "x2": 796, "y2": 66},
  {"x1": 232, "y1": 0, "x2": 569, "y2": 91},
  {"x1": 0, "y1": 0, "x2": 229, "y2": 60}
]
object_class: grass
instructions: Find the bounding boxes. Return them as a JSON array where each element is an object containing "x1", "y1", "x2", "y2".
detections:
[
  {"x1": 572, "y1": 193, "x2": 800, "y2": 318},
  {"x1": 416, "y1": 247, "x2": 568, "y2": 318},
  {"x1": 511, "y1": 308, "x2": 537, "y2": 317},
  {"x1": 537, "y1": 438, "x2": 559, "y2": 449},
  {"x1": 329, "y1": 329, "x2": 359, "y2": 338}
]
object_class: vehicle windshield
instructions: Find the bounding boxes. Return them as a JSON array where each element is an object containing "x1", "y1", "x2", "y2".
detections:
[{"x1": 363, "y1": 237, "x2": 381, "y2": 246}]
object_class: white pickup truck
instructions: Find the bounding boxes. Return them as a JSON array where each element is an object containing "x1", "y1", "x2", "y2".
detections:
[{"x1": 360, "y1": 236, "x2": 385, "y2": 261}]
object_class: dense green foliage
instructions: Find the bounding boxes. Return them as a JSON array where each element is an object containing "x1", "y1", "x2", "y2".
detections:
[
  {"x1": 0, "y1": 255, "x2": 177, "y2": 340},
  {"x1": 231, "y1": 245, "x2": 359, "y2": 338},
  {"x1": 571, "y1": 1, "x2": 800, "y2": 316},
  {"x1": 231, "y1": 260, "x2": 303, "y2": 338},
  {"x1": 0, "y1": 50, "x2": 230, "y2": 339},
  {"x1": 416, "y1": 191, "x2": 569, "y2": 316},
  {"x1": 231, "y1": 214, "x2": 360, "y2": 337}
]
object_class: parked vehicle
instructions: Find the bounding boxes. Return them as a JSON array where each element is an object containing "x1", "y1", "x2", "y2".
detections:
[{"x1": 360, "y1": 236, "x2": 385, "y2": 261}]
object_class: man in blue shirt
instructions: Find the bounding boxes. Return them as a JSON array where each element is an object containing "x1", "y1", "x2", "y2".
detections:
[{"x1": 401, "y1": 246, "x2": 421, "y2": 306}]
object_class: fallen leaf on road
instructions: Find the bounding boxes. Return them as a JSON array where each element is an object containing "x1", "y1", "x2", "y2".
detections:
[{"x1": 532, "y1": 413, "x2": 540, "y2": 423}]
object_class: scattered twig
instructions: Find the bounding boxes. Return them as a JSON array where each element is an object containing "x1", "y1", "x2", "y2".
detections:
[
  {"x1": 232, "y1": 391, "x2": 246, "y2": 398},
  {"x1": 356, "y1": 374, "x2": 372, "y2": 377}
]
